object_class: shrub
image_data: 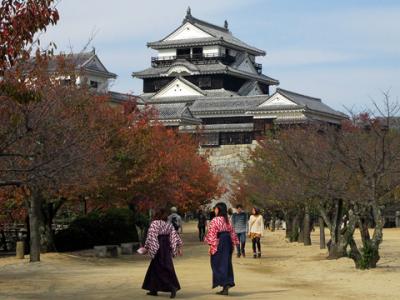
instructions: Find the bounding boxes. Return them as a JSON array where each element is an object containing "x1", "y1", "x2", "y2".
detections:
[{"x1": 55, "y1": 208, "x2": 138, "y2": 252}]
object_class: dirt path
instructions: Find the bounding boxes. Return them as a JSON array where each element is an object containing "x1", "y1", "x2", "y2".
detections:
[{"x1": 1, "y1": 223, "x2": 400, "y2": 300}]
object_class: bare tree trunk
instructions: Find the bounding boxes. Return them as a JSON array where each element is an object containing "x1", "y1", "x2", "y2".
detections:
[
  {"x1": 0, "y1": 229, "x2": 7, "y2": 251},
  {"x1": 285, "y1": 214, "x2": 292, "y2": 239},
  {"x1": 291, "y1": 214, "x2": 299, "y2": 242},
  {"x1": 349, "y1": 206, "x2": 383, "y2": 269},
  {"x1": 28, "y1": 191, "x2": 41, "y2": 262},
  {"x1": 319, "y1": 216, "x2": 326, "y2": 249},
  {"x1": 303, "y1": 206, "x2": 312, "y2": 246},
  {"x1": 39, "y1": 198, "x2": 65, "y2": 253},
  {"x1": 271, "y1": 214, "x2": 276, "y2": 232},
  {"x1": 298, "y1": 212, "x2": 304, "y2": 243}
]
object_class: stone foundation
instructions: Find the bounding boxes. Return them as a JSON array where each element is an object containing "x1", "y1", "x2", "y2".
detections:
[{"x1": 200, "y1": 142, "x2": 257, "y2": 207}]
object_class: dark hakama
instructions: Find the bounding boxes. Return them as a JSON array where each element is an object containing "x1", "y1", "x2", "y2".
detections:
[
  {"x1": 142, "y1": 234, "x2": 181, "y2": 293},
  {"x1": 211, "y1": 231, "x2": 235, "y2": 289}
]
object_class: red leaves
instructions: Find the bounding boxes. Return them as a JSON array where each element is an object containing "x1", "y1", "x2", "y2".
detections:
[
  {"x1": 114, "y1": 119, "x2": 221, "y2": 212},
  {"x1": 0, "y1": 0, "x2": 59, "y2": 72}
]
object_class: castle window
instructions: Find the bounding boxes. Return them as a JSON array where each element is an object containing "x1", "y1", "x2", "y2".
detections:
[
  {"x1": 177, "y1": 48, "x2": 190, "y2": 58},
  {"x1": 90, "y1": 80, "x2": 99, "y2": 88},
  {"x1": 199, "y1": 77, "x2": 211, "y2": 88}
]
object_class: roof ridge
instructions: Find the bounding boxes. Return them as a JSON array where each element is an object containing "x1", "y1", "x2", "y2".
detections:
[
  {"x1": 277, "y1": 88, "x2": 321, "y2": 102},
  {"x1": 185, "y1": 15, "x2": 229, "y2": 34}
]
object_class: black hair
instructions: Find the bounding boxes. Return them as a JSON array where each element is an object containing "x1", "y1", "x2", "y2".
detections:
[
  {"x1": 214, "y1": 202, "x2": 229, "y2": 224},
  {"x1": 252, "y1": 207, "x2": 261, "y2": 216},
  {"x1": 236, "y1": 204, "x2": 243, "y2": 209},
  {"x1": 153, "y1": 208, "x2": 168, "y2": 221}
]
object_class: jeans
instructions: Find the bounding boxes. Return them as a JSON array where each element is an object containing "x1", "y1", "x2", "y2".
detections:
[{"x1": 236, "y1": 232, "x2": 246, "y2": 255}]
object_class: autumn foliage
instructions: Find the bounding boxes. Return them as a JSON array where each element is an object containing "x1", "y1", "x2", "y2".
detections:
[{"x1": 107, "y1": 105, "x2": 222, "y2": 212}]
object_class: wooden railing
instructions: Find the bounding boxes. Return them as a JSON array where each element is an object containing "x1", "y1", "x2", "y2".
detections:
[{"x1": 151, "y1": 53, "x2": 235, "y2": 67}]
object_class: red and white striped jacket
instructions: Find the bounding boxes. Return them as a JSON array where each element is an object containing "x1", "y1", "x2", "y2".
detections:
[
  {"x1": 144, "y1": 220, "x2": 182, "y2": 258},
  {"x1": 204, "y1": 216, "x2": 239, "y2": 255}
]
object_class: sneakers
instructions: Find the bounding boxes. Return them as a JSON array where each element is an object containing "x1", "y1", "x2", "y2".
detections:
[
  {"x1": 236, "y1": 253, "x2": 241, "y2": 258},
  {"x1": 253, "y1": 253, "x2": 262, "y2": 258}
]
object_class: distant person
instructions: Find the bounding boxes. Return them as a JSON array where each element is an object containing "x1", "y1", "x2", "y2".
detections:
[
  {"x1": 197, "y1": 208, "x2": 207, "y2": 242},
  {"x1": 231, "y1": 204, "x2": 248, "y2": 258},
  {"x1": 248, "y1": 207, "x2": 264, "y2": 258},
  {"x1": 228, "y1": 207, "x2": 233, "y2": 224},
  {"x1": 168, "y1": 207, "x2": 182, "y2": 234},
  {"x1": 263, "y1": 211, "x2": 271, "y2": 230},
  {"x1": 142, "y1": 208, "x2": 183, "y2": 298},
  {"x1": 208, "y1": 209, "x2": 215, "y2": 221},
  {"x1": 205, "y1": 202, "x2": 239, "y2": 296}
]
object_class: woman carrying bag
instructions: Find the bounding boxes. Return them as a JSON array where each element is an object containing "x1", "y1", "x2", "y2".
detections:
[{"x1": 248, "y1": 207, "x2": 264, "y2": 258}]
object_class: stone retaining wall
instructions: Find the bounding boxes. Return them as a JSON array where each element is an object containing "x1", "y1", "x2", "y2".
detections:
[{"x1": 200, "y1": 142, "x2": 257, "y2": 207}]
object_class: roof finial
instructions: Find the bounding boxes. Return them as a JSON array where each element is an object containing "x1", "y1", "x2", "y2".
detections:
[
  {"x1": 91, "y1": 46, "x2": 96, "y2": 54},
  {"x1": 224, "y1": 20, "x2": 229, "y2": 30},
  {"x1": 186, "y1": 6, "x2": 191, "y2": 18}
]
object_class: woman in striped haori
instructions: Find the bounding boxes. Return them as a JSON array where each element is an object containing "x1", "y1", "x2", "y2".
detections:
[
  {"x1": 142, "y1": 208, "x2": 183, "y2": 299},
  {"x1": 205, "y1": 202, "x2": 239, "y2": 296}
]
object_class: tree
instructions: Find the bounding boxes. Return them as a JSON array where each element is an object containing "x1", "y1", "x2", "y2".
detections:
[
  {"x1": 0, "y1": 0, "x2": 59, "y2": 73},
  {"x1": 108, "y1": 105, "x2": 223, "y2": 213},
  {"x1": 0, "y1": 57, "x2": 122, "y2": 261}
]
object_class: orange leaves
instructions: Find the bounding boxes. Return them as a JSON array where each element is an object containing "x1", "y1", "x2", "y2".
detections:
[{"x1": 113, "y1": 117, "x2": 221, "y2": 212}]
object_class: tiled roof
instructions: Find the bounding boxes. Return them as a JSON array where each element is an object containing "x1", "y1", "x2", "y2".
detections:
[
  {"x1": 133, "y1": 61, "x2": 279, "y2": 85},
  {"x1": 45, "y1": 51, "x2": 117, "y2": 78},
  {"x1": 276, "y1": 88, "x2": 347, "y2": 118},
  {"x1": 190, "y1": 95, "x2": 268, "y2": 116},
  {"x1": 108, "y1": 91, "x2": 144, "y2": 104},
  {"x1": 148, "y1": 13, "x2": 265, "y2": 56},
  {"x1": 146, "y1": 102, "x2": 201, "y2": 125}
]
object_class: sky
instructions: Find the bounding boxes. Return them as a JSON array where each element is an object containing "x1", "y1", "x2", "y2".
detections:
[{"x1": 39, "y1": 0, "x2": 400, "y2": 112}]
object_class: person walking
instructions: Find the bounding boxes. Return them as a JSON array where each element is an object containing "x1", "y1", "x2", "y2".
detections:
[
  {"x1": 168, "y1": 206, "x2": 183, "y2": 234},
  {"x1": 205, "y1": 202, "x2": 239, "y2": 296},
  {"x1": 231, "y1": 204, "x2": 248, "y2": 258},
  {"x1": 248, "y1": 207, "x2": 264, "y2": 258},
  {"x1": 197, "y1": 208, "x2": 207, "y2": 242},
  {"x1": 142, "y1": 209, "x2": 183, "y2": 298}
]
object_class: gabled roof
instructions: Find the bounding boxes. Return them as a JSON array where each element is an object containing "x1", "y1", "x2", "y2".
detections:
[
  {"x1": 45, "y1": 51, "x2": 117, "y2": 78},
  {"x1": 147, "y1": 9, "x2": 265, "y2": 56},
  {"x1": 152, "y1": 76, "x2": 206, "y2": 99},
  {"x1": 238, "y1": 81, "x2": 263, "y2": 96},
  {"x1": 147, "y1": 102, "x2": 201, "y2": 125},
  {"x1": 251, "y1": 88, "x2": 347, "y2": 120},
  {"x1": 133, "y1": 61, "x2": 279, "y2": 86}
]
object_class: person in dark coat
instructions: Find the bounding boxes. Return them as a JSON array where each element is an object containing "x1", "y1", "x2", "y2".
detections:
[
  {"x1": 204, "y1": 202, "x2": 239, "y2": 296},
  {"x1": 142, "y1": 209, "x2": 183, "y2": 298},
  {"x1": 197, "y1": 208, "x2": 207, "y2": 242}
]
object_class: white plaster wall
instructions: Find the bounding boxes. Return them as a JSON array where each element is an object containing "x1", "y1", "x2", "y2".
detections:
[
  {"x1": 203, "y1": 46, "x2": 221, "y2": 56},
  {"x1": 259, "y1": 93, "x2": 297, "y2": 107},
  {"x1": 158, "y1": 49, "x2": 177, "y2": 58},
  {"x1": 77, "y1": 74, "x2": 109, "y2": 92},
  {"x1": 155, "y1": 79, "x2": 203, "y2": 98},
  {"x1": 165, "y1": 22, "x2": 211, "y2": 40}
]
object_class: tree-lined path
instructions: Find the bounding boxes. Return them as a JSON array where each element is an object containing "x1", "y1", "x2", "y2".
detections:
[{"x1": 1, "y1": 223, "x2": 400, "y2": 300}]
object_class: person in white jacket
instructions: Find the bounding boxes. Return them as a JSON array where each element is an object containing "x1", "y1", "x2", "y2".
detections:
[{"x1": 248, "y1": 207, "x2": 264, "y2": 258}]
